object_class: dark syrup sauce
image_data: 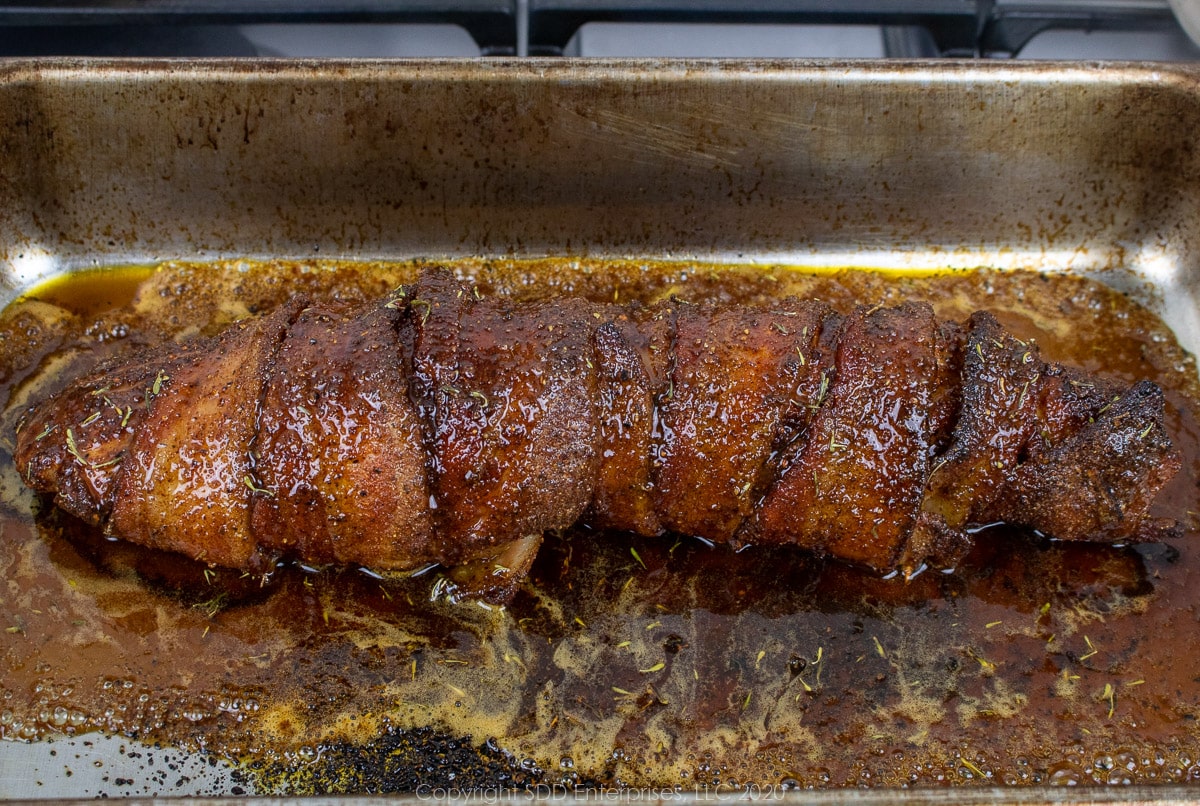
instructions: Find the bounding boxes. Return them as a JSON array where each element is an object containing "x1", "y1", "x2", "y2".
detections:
[{"x1": 1, "y1": 258, "x2": 1199, "y2": 792}]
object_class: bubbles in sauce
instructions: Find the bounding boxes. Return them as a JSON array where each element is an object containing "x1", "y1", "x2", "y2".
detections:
[{"x1": 1, "y1": 258, "x2": 1200, "y2": 794}]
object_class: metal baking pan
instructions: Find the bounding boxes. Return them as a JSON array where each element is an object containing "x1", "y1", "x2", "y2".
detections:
[
  {"x1": 1, "y1": 59, "x2": 1199, "y2": 348},
  {"x1": 2, "y1": 58, "x2": 1200, "y2": 801}
]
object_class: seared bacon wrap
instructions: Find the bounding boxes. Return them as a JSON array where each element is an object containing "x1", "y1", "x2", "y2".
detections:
[{"x1": 14, "y1": 269, "x2": 1182, "y2": 601}]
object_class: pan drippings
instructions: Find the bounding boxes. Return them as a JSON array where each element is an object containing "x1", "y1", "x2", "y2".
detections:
[{"x1": 2, "y1": 258, "x2": 1199, "y2": 792}]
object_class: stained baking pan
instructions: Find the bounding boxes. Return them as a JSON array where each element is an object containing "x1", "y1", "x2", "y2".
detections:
[{"x1": 3, "y1": 59, "x2": 1200, "y2": 801}]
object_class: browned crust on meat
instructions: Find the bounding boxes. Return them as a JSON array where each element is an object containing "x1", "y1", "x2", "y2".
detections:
[
  {"x1": 13, "y1": 269, "x2": 1183, "y2": 601},
  {"x1": 250, "y1": 301, "x2": 435, "y2": 570}
]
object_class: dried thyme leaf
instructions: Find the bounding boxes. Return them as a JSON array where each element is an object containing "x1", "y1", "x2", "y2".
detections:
[{"x1": 630, "y1": 547, "x2": 647, "y2": 570}]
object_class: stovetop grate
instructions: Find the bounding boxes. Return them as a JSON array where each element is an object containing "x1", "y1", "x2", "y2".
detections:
[{"x1": 0, "y1": 0, "x2": 1193, "y2": 58}]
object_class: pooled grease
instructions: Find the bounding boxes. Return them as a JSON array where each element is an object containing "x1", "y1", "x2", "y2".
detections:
[{"x1": 1, "y1": 258, "x2": 1200, "y2": 793}]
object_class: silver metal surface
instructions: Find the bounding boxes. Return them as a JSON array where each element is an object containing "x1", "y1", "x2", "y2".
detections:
[
  {"x1": 0, "y1": 734, "x2": 242, "y2": 799},
  {"x1": 1, "y1": 58, "x2": 1200, "y2": 799},
  {"x1": 2, "y1": 59, "x2": 1199, "y2": 342}
]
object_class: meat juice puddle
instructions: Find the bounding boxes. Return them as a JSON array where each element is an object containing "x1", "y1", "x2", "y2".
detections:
[{"x1": 1, "y1": 258, "x2": 1200, "y2": 792}]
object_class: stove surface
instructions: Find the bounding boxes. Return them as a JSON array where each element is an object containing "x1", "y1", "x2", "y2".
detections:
[{"x1": 0, "y1": 1, "x2": 1196, "y2": 59}]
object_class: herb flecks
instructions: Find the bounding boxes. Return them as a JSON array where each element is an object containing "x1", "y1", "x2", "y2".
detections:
[
  {"x1": 64, "y1": 428, "x2": 89, "y2": 467},
  {"x1": 243, "y1": 475, "x2": 275, "y2": 497},
  {"x1": 793, "y1": 647, "x2": 826, "y2": 697},
  {"x1": 383, "y1": 287, "x2": 408, "y2": 309},
  {"x1": 410, "y1": 299, "x2": 432, "y2": 325},
  {"x1": 966, "y1": 647, "x2": 997, "y2": 674},
  {"x1": 810, "y1": 372, "x2": 831, "y2": 410},
  {"x1": 193, "y1": 591, "x2": 229, "y2": 619},
  {"x1": 958, "y1": 757, "x2": 986, "y2": 780},
  {"x1": 630, "y1": 547, "x2": 647, "y2": 570}
]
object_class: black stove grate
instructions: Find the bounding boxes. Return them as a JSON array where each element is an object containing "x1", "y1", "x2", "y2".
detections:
[
  {"x1": 0, "y1": 0, "x2": 1189, "y2": 57},
  {"x1": 530, "y1": 0, "x2": 1181, "y2": 57}
]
